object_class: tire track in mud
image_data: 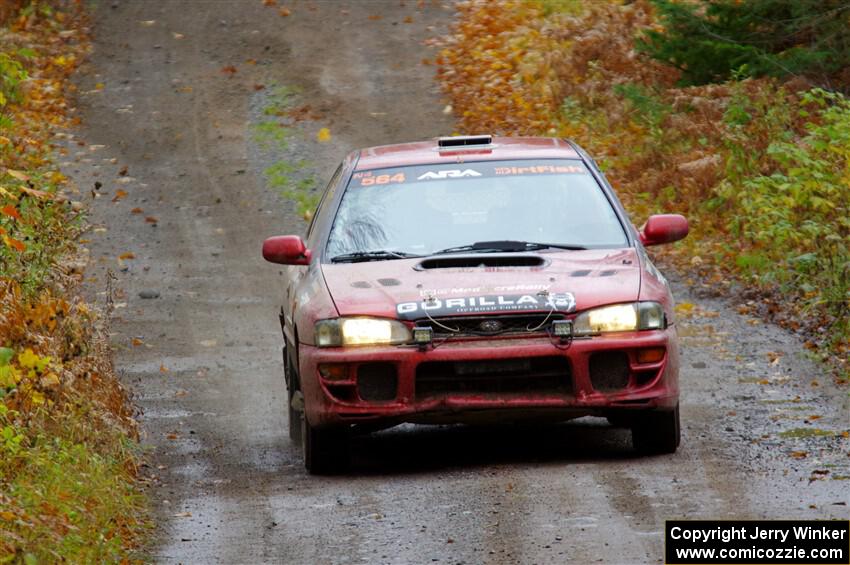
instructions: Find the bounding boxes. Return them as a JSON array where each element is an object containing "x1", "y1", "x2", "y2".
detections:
[{"x1": 64, "y1": 1, "x2": 849, "y2": 563}]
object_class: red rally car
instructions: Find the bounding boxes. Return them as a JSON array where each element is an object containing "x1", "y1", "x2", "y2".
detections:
[{"x1": 263, "y1": 135, "x2": 689, "y2": 473}]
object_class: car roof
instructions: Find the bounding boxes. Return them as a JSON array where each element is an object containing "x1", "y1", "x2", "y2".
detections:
[{"x1": 354, "y1": 136, "x2": 581, "y2": 171}]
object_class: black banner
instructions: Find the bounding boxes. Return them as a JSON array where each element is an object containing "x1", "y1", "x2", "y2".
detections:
[{"x1": 665, "y1": 520, "x2": 849, "y2": 564}]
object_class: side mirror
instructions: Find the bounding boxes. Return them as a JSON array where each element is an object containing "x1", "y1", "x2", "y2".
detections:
[
  {"x1": 262, "y1": 235, "x2": 312, "y2": 265},
  {"x1": 639, "y1": 214, "x2": 689, "y2": 246}
]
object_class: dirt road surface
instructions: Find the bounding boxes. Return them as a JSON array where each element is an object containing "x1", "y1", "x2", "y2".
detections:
[{"x1": 64, "y1": 1, "x2": 849, "y2": 563}]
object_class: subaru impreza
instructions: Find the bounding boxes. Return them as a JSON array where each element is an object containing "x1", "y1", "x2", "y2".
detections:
[{"x1": 263, "y1": 135, "x2": 688, "y2": 473}]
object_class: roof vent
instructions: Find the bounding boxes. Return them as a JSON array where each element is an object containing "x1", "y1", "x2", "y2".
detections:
[{"x1": 437, "y1": 135, "x2": 492, "y2": 148}]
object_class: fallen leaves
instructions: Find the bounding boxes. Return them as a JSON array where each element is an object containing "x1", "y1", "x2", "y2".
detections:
[
  {"x1": 2, "y1": 235, "x2": 26, "y2": 252},
  {"x1": 220, "y1": 65, "x2": 238, "y2": 76},
  {"x1": 1, "y1": 204, "x2": 20, "y2": 219},
  {"x1": 40, "y1": 372, "x2": 60, "y2": 388},
  {"x1": 675, "y1": 302, "x2": 695, "y2": 316},
  {"x1": 111, "y1": 189, "x2": 128, "y2": 202},
  {"x1": 19, "y1": 185, "x2": 56, "y2": 200},
  {"x1": 118, "y1": 252, "x2": 135, "y2": 260},
  {"x1": 316, "y1": 127, "x2": 331, "y2": 142},
  {"x1": 5, "y1": 169, "x2": 30, "y2": 182},
  {"x1": 766, "y1": 351, "x2": 784, "y2": 365}
]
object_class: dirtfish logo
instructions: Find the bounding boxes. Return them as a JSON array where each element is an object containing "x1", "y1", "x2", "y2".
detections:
[{"x1": 417, "y1": 169, "x2": 482, "y2": 180}]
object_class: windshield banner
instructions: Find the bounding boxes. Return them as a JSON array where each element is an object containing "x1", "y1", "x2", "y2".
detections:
[{"x1": 350, "y1": 160, "x2": 588, "y2": 188}]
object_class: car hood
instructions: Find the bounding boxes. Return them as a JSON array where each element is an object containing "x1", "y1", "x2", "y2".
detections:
[{"x1": 321, "y1": 248, "x2": 641, "y2": 319}]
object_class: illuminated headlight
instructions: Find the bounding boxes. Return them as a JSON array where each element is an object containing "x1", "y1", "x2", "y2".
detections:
[
  {"x1": 572, "y1": 302, "x2": 665, "y2": 336},
  {"x1": 315, "y1": 318, "x2": 412, "y2": 347}
]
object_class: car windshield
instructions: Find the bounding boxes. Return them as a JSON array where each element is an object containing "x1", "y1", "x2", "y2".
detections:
[{"x1": 325, "y1": 159, "x2": 628, "y2": 260}]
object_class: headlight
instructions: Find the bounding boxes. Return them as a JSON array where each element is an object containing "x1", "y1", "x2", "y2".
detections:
[
  {"x1": 315, "y1": 317, "x2": 411, "y2": 347},
  {"x1": 573, "y1": 302, "x2": 665, "y2": 336}
]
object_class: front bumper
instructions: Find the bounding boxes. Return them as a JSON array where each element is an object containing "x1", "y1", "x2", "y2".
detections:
[{"x1": 298, "y1": 329, "x2": 679, "y2": 427}]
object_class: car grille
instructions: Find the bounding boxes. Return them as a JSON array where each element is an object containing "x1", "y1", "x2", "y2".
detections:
[
  {"x1": 415, "y1": 356, "x2": 572, "y2": 398},
  {"x1": 413, "y1": 313, "x2": 567, "y2": 338}
]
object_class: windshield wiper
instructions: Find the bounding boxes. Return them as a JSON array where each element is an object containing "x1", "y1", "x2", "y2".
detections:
[
  {"x1": 431, "y1": 240, "x2": 586, "y2": 255},
  {"x1": 331, "y1": 250, "x2": 423, "y2": 263}
]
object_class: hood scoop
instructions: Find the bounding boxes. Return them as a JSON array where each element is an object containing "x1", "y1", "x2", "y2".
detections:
[{"x1": 415, "y1": 255, "x2": 546, "y2": 270}]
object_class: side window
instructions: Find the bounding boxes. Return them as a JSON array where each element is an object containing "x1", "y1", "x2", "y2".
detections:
[{"x1": 305, "y1": 164, "x2": 342, "y2": 242}]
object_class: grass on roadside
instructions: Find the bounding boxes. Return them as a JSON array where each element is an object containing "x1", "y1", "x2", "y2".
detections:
[
  {"x1": 1, "y1": 2, "x2": 149, "y2": 562},
  {"x1": 253, "y1": 84, "x2": 320, "y2": 220}
]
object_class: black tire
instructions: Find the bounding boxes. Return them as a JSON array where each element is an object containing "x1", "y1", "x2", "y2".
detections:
[
  {"x1": 631, "y1": 404, "x2": 680, "y2": 455},
  {"x1": 284, "y1": 343, "x2": 302, "y2": 444},
  {"x1": 288, "y1": 391, "x2": 303, "y2": 444},
  {"x1": 606, "y1": 414, "x2": 632, "y2": 428},
  {"x1": 302, "y1": 417, "x2": 350, "y2": 475}
]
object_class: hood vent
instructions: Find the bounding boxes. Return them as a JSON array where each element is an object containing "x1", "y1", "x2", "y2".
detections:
[{"x1": 416, "y1": 255, "x2": 545, "y2": 270}]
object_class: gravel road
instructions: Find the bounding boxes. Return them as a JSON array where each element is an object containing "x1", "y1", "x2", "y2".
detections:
[{"x1": 63, "y1": 1, "x2": 849, "y2": 563}]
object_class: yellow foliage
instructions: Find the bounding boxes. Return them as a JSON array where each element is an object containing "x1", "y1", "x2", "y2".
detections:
[
  {"x1": 17, "y1": 348, "x2": 50, "y2": 372},
  {"x1": 0, "y1": 365, "x2": 20, "y2": 388}
]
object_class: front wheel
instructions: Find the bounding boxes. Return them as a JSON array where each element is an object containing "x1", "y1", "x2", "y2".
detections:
[
  {"x1": 631, "y1": 404, "x2": 680, "y2": 455},
  {"x1": 302, "y1": 417, "x2": 350, "y2": 475}
]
